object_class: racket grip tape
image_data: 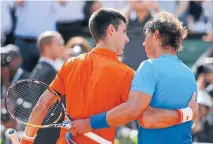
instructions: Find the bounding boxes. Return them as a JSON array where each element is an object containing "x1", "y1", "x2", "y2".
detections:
[{"x1": 8, "y1": 129, "x2": 20, "y2": 144}]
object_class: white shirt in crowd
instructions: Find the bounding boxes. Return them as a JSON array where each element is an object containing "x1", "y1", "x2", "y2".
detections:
[
  {"x1": 156, "y1": 1, "x2": 177, "y2": 14},
  {"x1": 100, "y1": 1, "x2": 128, "y2": 11},
  {"x1": 14, "y1": 1, "x2": 57, "y2": 38},
  {"x1": 202, "y1": 1, "x2": 213, "y2": 30},
  {"x1": 54, "y1": 1, "x2": 85, "y2": 23},
  {"x1": 1, "y1": 1, "x2": 14, "y2": 44}
]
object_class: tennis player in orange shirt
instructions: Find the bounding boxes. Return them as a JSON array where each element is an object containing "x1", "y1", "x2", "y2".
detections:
[{"x1": 21, "y1": 8, "x2": 197, "y2": 144}]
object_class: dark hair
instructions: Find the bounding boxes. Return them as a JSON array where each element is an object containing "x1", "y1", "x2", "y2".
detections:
[
  {"x1": 143, "y1": 11, "x2": 187, "y2": 52},
  {"x1": 89, "y1": 8, "x2": 127, "y2": 42}
]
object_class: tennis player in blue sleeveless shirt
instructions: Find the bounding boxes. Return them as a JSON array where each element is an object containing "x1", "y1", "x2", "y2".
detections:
[
  {"x1": 69, "y1": 11, "x2": 198, "y2": 144},
  {"x1": 132, "y1": 12, "x2": 197, "y2": 143},
  {"x1": 132, "y1": 55, "x2": 197, "y2": 144}
]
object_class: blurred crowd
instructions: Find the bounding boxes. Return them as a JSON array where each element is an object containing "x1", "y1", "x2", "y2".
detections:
[{"x1": 1, "y1": 0, "x2": 213, "y2": 144}]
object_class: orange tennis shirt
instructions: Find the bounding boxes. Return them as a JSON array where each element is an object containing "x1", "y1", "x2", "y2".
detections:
[{"x1": 50, "y1": 48, "x2": 135, "y2": 144}]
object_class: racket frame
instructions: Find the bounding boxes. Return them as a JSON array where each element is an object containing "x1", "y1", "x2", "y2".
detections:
[
  {"x1": 4, "y1": 79, "x2": 68, "y2": 128},
  {"x1": 4, "y1": 79, "x2": 112, "y2": 144}
]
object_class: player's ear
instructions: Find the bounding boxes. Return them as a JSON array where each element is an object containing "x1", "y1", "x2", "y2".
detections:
[
  {"x1": 153, "y1": 30, "x2": 160, "y2": 40},
  {"x1": 107, "y1": 24, "x2": 116, "y2": 36}
]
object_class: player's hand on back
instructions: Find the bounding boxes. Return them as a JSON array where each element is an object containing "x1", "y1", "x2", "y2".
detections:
[
  {"x1": 69, "y1": 119, "x2": 92, "y2": 136},
  {"x1": 187, "y1": 93, "x2": 199, "y2": 120}
]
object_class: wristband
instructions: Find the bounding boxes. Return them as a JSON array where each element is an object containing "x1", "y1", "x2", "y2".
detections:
[
  {"x1": 21, "y1": 138, "x2": 34, "y2": 144},
  {"x1": 90, "y1": 112, "x2": 110, "y2": 129},
  {"x1": 22, "y1": 133, "x2": 36, "y2": 141},
  {"x1": 177, "y1": 107, "x2": 193, "y2": 123}
]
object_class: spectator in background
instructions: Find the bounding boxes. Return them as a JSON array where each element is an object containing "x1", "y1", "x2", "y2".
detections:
[
  {"x1": 203, "y1": 31, "x2": 213, "y2": 42},
  {"x1": 196, "y1": 63, "x2": 213, "y2": 137},
  {"x1": 100, "y1": 1, "x2": 128, "y2": 11},
  {"x1": 55, "y1": 36, "x2": 92, "y2": 70},
  {"x1": 187, "y1": 1, "x2": 211, "y2": 33},
  {"x1": 30, "y1": 31, "x2": 64, "y2": 85},
  {"x1": 202, "y1": 65, "x2": 213, "y2": 98},
  {"x1": 197, "y1": 64, "x2": 213, "y2": 95},
  {"x1": 83, "y1": 1, "x2": 102, "y2": 28},
  {"x1": 202, "y1": 1, "x2": 213, "y2": 42},
  {"x1": 55, "y1": 36, "x2": 92, "y2": 68},
  {"x1": 1, "y1": 1, "x2": 14, "y2": 46},
  {"x1": 1, "y1": 44, "x2": 26, "y2": 96},
  {"x1": 192, "y1": 90, "x2": 213, "y2": 143},
  {"x1": 156, "y1": 1, "x2": 177, "y2": 14},
  {"x1": 14, "y1": 0, "x2": 57, "y2": 72},
  {"x1": 65, "y1": 36, "x2": 91, "y2": 59},
  {"x1": 156, "y1": 1, "x2": 190, "y2": 25},
  {"x1": 55, "y1": 1, "x2": 85, "y2": 43},
  {"x1": 122, "y1": 1, "x2": 152, "y2": 70},
  {"x1": 1, "y1": 45, "x2": 27, "y2": 135},
  {"x1": 158, "y1": 1, "x2": 212, "y2": 33},
  {"x1": 30, "y1": 31, "x2": 65, "y2": 144},
  {"x1": 1, "y1": 45, "x2": 23, "y2": 133}
]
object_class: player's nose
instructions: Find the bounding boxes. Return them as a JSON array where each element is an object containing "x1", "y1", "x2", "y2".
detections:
[{"x1": 125, "y1": 36, "x2": 129, "y2": 44}]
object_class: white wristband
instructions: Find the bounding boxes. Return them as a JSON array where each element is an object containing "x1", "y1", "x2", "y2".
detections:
[
  {"x1": 23, "y1": 133, "x2": 36, "y2": 141},
  {"x1": 179, "y1": 107, "x2": 193, "y2": 123}
]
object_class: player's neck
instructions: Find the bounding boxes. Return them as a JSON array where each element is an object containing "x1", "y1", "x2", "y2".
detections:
[
  {"x1": 96, "y1": 41, "x2": 117, "y2": 54},
  {"x1": 155, "y1": 47, "x2": 177, "y2": 58}
]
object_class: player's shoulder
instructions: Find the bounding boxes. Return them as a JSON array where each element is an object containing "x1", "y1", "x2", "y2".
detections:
[
  {"x1": 180, "y1": 62, "x2": 195, "y2": 77},
  {"x1": 138, "y1": 59, "x2": 156, "y2": 69},
  {"x1": 142, "y1": 58, "x2": 167, "y2": 68},
  {"x1": 60, "y1": 54, "x2": 88, "y2": 71},
  {"x1": 141, "y1": 59, "x2": 156, "y2": 64},
  {"x1": 146, "y1": 58, "x2": 161, "y2": 65},
  {"x1": 65, "y1": 53, "x2": 87, "y2": 64},
  {"x1": 113, "y1": 61, "x2": 135, "y2": 76}
]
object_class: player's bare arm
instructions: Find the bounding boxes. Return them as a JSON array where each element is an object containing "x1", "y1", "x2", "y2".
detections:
[
  {"x1": 23, "y1": 90, "x2": 56, "y2": 138},
  {"x1": 138, "y1": 94, "x2": 198, "y2": 129}
]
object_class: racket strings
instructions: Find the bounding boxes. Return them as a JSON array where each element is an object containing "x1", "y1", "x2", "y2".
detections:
[{"x1": 6, "y1": 80, "x2": 63, "y2": 126}]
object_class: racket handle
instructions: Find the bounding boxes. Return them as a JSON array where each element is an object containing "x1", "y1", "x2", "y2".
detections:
[
  {"x1": 84, "y1": 132, "x2": 112, "y2": 144},
  {"x1": 63, "y1": 121, "x2": 73, "y2": 144},
  {"x1": 63, "y1": 121, "x2": 111, "y2": 144},
  {"x1": 8, "y1": 129, "x2": 20, "y2": 144}
]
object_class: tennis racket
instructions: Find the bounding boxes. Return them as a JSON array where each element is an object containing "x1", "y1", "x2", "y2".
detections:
[
  {"x1": 7, "y1": 129, "x2": 20, "y2": 144},
  {"x1": 4, "y1": 79, "x2": 112, "y2": 144}
]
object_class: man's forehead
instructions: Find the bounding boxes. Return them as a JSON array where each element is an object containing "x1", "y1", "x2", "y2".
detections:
[
  {"x1": 53, "y1": 36, "x2": 64, "y2": 45},
  {"x1": 119, "y1": 21, "x2": 127, "y2": 28}
]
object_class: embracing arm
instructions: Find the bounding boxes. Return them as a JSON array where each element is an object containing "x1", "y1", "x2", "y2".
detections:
[
  {"x1": 69, "y1": 93, "x2": 198, "y2": 135},
  {"x1": 138, "y1": 107, "x2": 179, "y2": 128},
  {"x1": 138, "y1": 94, "x2": 198, "y2": 129},
  {"x1": 105, "y1": 91, "x2": 151, "y2": 127},
  {"x1": 91, "y1": 61, "x2": 155, "y2": 128},
  {"x1": 68, "y1": 91, "x2": 152, "y2": 135},
  {"x1": 94, "y1": 92, "x2": 197, "y2": 129}
]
